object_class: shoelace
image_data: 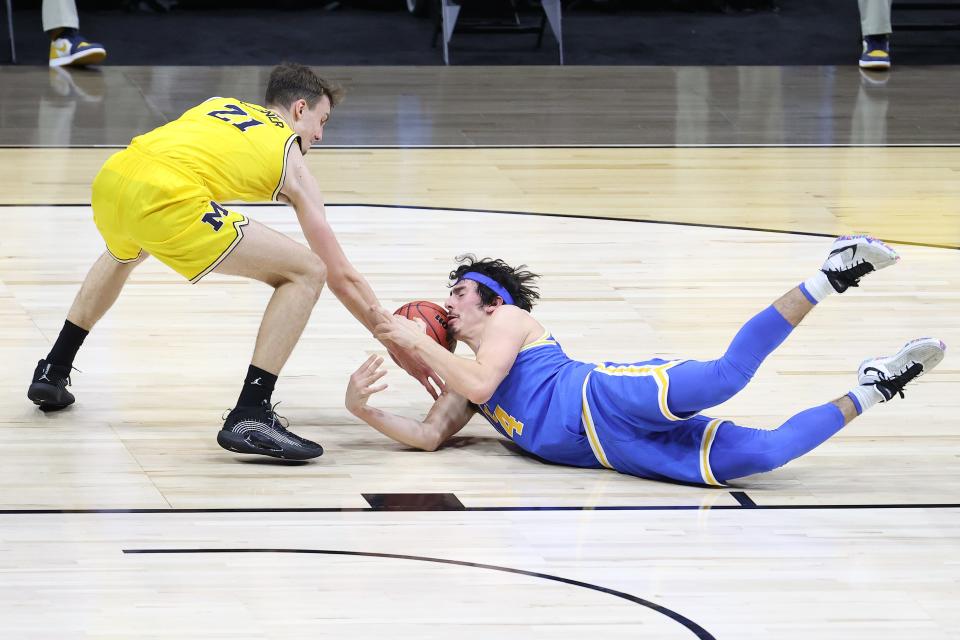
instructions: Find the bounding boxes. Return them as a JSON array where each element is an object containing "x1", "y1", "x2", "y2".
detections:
[
  {"x1": 264, "y1": 401, "x2": 290, "y2": 430},
  {"x1": 827, "y1": 259, "x2": 875, "y2": 286},
  {"x1": 222, "y1": 401, "x2": 290, "y2": 430},
  {"x1": 41, "y1": 364, "x2": 80, "y2": 387},
  {"x1": 863, "y1": 361, "x2": 922, "y2": 400}
]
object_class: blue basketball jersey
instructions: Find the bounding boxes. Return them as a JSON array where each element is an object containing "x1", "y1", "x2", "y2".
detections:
[
  {"x1": 475, "y1": 333, "x2": 599, "y2": 468},
  {"x1": 476, "y1": 332, "x2": 725, "y2": 486}
]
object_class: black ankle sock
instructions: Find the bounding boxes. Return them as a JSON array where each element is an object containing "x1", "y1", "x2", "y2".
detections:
[
  {"x1": 46, "y1": 320, "x2": 89, "y2": 368},
  {"x1": 236, "y1": 365, "x2": 278, "y2": 408}
]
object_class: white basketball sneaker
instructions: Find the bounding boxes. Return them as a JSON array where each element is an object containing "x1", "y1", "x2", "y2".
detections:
[
  {"x1": 858, "y1": 338, "x2": 946, "y2": 402},
  {"x1": 821, "y1": 235, "x2": 899, "y2": 293}
]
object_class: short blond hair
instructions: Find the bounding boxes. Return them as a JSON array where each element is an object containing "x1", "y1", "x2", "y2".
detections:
[{"x1": 265, "y1": 62, "x2": 344, "y2": 109}]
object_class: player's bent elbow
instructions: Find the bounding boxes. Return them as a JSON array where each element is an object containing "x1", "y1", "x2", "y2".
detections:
[
  {"x1": 419, "y1": 422, "x2": 450, "y2": 452},
  {"x1": 419, "y1": 438, "x2": 442, "y2": 452},
  {"x1": 418, "y1": 431, "x2": 444, "y2": 452},
  {"x1": 466, "y1": 388, "x2": 494, "y2": 406}
]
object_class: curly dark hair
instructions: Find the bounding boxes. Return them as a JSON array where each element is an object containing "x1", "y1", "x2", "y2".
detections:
[
  {"x1": 265, "y1": 62, "x2": 344, "y2": 110},
  {"x1": 448, "y1": 255, "x2": 541, "y2": 312}
]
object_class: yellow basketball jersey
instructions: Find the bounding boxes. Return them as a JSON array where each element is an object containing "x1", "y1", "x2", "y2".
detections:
[{"x1": 128, "y1": 97, "x2": 301, "y2": 202}]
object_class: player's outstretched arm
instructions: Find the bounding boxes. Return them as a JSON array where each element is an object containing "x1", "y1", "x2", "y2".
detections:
[
  {"x1": 279, "y1": 148, "x2": 443, "y2": 398},
  {"x1": 346, "y1": 355, "x2": 474, "y2": 451},
  {"x1": 279, "y1": 145, "x2": 381, "y2": 333}
]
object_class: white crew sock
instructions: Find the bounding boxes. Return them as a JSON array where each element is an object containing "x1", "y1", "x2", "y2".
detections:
[
  {"x1": 848, "y1": 384, "x2": 885, "y2": 414},
  {"x1": 801, "y1": 271, "x2": 834, "y2": 304}
]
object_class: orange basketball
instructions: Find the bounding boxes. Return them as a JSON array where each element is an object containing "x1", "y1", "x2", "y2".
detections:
[{"x1": 394, "y1": 300, "x2": 455, "y2": 352}]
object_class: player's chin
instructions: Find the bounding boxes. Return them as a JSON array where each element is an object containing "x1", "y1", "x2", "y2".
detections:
[{"x1": 447, "y1": 318, "x2": 461, "y2": 336}]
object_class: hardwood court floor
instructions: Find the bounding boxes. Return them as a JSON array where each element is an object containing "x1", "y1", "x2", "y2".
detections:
[
  {"x1": 1, "y1": 205, "x2": 959, "y2": 639},
  {"x1": 0, "y1": 65, "x2": 958, "y2": 639}
]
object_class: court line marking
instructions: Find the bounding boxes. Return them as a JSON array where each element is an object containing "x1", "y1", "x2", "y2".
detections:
[
  {"x1": 730, "y1": 491, "x2": 758, "y2": 508},
  {"x1": 2, "y1": 143, "x2": 960, "y2": 149},
  {"x1": 2, "y1": 503, "x2": 959, "y2": 515},
  {"x1": 0, "y1": 202, "x2": 956, "y2": 250},
  {"x1": 123, "y1": 547, "x2": 717, "y2": 639}
]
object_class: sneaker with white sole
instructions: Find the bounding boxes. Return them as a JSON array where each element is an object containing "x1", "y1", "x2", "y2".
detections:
[
  {"x1": 858, "y1": 337, "x2": 946, "y2": 402},
  {"x1": 821, "y1": 235, "x2": 899, "y2": 293},
  {"x1": 49, "y1": 30, "x2": 107, "y2": 68},
  {"x1": 859, "y1": 35, "x2": 891, "y2": 71}
]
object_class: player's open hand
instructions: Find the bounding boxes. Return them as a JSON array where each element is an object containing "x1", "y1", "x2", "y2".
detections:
[
  {"x1": 390, "y1": 347, "x2": 445, "y2": 400},
  {"x1": 371, "y1": 306, "x2": 445, "y2": 399},
  {"x1": 345, "y1": 354, "x2": 389, "y2": 415}
]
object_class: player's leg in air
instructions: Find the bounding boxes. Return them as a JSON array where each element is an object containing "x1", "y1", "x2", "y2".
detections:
[
  {"x1": 664, "y1": 235, "x2": 901, "y2": 417},
  {"x1": 708, "y1": 336, "x2": 945, "y2": 482}
]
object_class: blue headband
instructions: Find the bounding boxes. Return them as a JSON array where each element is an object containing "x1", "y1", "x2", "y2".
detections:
[{"x1": 460, "y1": 272, "x2": 514, "y2": 305}]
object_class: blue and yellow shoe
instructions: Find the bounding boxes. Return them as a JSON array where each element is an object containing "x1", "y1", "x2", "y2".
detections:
[
  {"x1": 859, "y1": 35, "x2": 890, "y2": 70},
  {"x1": 49, "y1": 30, "x2": 107, "y2": 68}
]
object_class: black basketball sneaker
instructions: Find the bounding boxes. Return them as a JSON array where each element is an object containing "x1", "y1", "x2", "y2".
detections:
[
  {"x1": 217, "y1": 401, "x2": 323, "y2": 460},
  {"x1": 27, "y1": 359, "x2": 76, "y2": 411}
]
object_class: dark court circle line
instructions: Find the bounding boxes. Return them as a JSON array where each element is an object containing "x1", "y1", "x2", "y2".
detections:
[{"x1": 124, "y1": 547, "x2": 716, "y2": 640}]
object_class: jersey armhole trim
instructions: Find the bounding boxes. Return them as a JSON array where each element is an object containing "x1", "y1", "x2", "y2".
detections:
[{"x1": 272, "y1": 134, "x2": 301, "y2": 202}]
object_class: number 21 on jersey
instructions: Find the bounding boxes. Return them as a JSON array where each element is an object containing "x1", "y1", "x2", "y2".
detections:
[{"x1": 207, "y1": 104, "x2": 263, "y2": 132}]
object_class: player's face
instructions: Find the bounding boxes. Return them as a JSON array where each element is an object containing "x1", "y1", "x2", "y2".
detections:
[
  {"x1": 293, "y1": 96, "x2": 331, "y2": 154},
  {"x1": 445, "y1": 281, "x2": 485, "y2": 338}
]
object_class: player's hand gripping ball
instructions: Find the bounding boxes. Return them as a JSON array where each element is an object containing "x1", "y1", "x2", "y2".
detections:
[{"x1": 392, "y1": 301, "x2": 457, "y2": 352}]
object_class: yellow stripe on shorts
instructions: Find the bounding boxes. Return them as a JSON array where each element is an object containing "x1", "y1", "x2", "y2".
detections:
[
  {"x1": 699, "y1": 418, "x2": 726, "y2": 486},
  {"x1": 580, "y1": 373, "x2": 613, "y2": 470},
  {"x1": 593, "y1": 360, "x2": 684, "y2": 421}
]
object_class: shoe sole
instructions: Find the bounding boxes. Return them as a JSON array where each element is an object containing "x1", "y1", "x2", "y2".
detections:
[
  {"x1": 833, "y1": 234, "x2": 900, "y2": 269},
  {"x1": 217, "y1": 429, "x2": 323, "y2": 461},
  {"x1": 50, "y1": 49, "x2": 107, "y2": 68},
  {"x1": 27, "y1": 382, "x2": 74, "y2": 411},
  {"x1": 859, "y1": 60, "x2": 890, "y2": 70},
  {"x1": 858, "y1": 337, "x2": 947, "y2": 383}
]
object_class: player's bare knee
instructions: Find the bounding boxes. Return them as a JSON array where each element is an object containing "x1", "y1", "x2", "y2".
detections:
[{"x1": 288, "y1": 255, "x2": 327, "y2": 300}]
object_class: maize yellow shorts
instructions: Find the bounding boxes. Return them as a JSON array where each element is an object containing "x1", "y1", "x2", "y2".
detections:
[{"x1": 91, "y1": 148, "x2": 248, "y2": 282}]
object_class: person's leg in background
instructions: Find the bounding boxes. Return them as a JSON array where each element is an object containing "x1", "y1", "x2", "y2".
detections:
[
  {"x1": 43, "y1": 0, "x2": 107, "y2": 67},
  {"x1": 858, "y1": 0, "x2": 894, "y2": 70}
]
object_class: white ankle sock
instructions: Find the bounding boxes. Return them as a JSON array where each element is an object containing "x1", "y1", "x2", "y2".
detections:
[
  {"x1": 801, "y1": 271, "x2": 834, "y2": 303},
  {"x1": 848, "y1": 385, "x2": 885, "y2": 414}
]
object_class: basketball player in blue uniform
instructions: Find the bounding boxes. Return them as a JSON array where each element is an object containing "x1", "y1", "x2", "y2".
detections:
[{"x1": 348, "y1": 235, "x2": 945, "y2": 485}]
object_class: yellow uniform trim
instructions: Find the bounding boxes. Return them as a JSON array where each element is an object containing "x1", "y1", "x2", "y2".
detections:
[
  {"x1": 271, "y1": 133, "x2": 301, "y2": 201},
  {"x1": 592, "y1": 360, "x2": 684, "y2": 421},
  {"x1": 188, "y1": 216, "x2": 249, "y2": 284},
  {"x1": 699, "y1": 418, "x2": 726, "y2": 486},
  {"x1": 105, "y1": 248, "x2": 143, "y2": 264},
  {"x1": 580, "y1": 373, "x2": 613, "y2": 469},
  {"x1": 519, "y1": 330, "x2": 557, "y2": 353}
]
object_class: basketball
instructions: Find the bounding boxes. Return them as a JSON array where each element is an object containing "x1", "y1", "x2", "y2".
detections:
[{"x1": 394, "y1": 300, "x2": 455, "y2": 352}]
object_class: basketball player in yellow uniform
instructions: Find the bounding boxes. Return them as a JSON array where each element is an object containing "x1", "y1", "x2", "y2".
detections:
[{"x1": 27, "y1": 63, "x2": 437, "y2": 460}]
